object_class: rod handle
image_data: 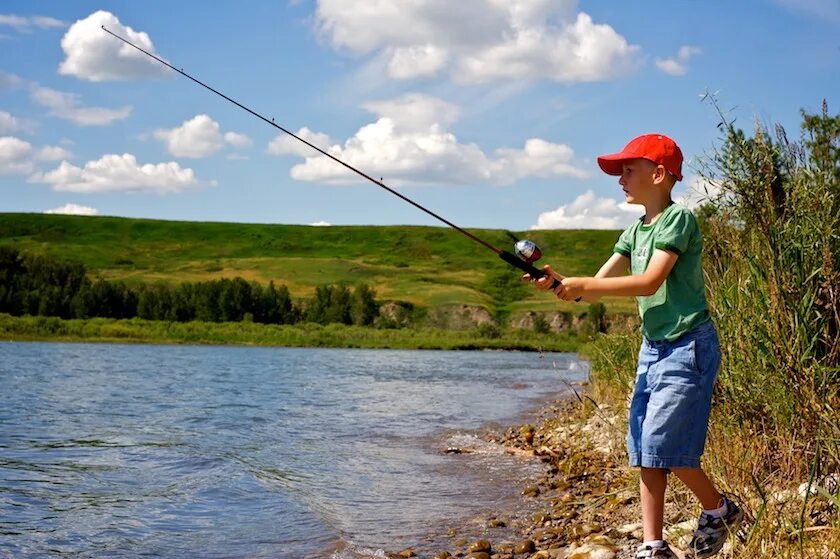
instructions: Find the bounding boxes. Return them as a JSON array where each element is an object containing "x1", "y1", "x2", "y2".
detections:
[
  {"x1": 499, "y1": 251, "x2": 559, "y2": 288},
  {"x1": 498, "y1": 251, "x2": 581, "y2": 301}
]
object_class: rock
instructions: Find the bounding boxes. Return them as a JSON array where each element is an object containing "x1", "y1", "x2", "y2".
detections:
[
  {"x1": 532, "y1": 512, "x2": 551, "y2": 525},
  {"x1": 566, "y1": 541, "x2": 617, "y2": 559},
  {"x1": 799, "y1": 474, "x2": 839, "y2": 498},
  {"x1": 530, "y1": 551, "x2": 551, "y2": 559},
  {"x1": 571, "y1": 522, "x2": 601, "y2": 538},
  {"x1": 445, "y1": 447, "x2": 473, "y2": 454},
  {"x1": 468, "y1": 540, "x2": 492, "y2": 553},
  {"x1": 397, "y1": 549, "x2": 416, "y2": 558},
  {"x1": 488, "y1": 519, "x2": 507, "y2": 528},
  {"x1": 514, "y1": 540, "x2": 536, "y2": 554},
  {"x1": 616, "y1": 522, "x2": 642, "y2": 535},
  {"x1": 455, "y1": 539, "x2": 469, "y2": 547},
  {"x1": 665, "y1": 519, "x2": 696, "y2": 549},
  {"x1": 467, "y1": 553, "x2": 490, "y2": 559},
  {"x1": 523, "y1": 485, "x2": 541, "y2": 497},
  {"x1": 434, "y1": 553, "x2": 452, "y2": 559}
]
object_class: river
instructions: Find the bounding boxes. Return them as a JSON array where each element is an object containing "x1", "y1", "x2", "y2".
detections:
[{"x1": 0, "y1": 342, "x2": 587, "y2": 558}]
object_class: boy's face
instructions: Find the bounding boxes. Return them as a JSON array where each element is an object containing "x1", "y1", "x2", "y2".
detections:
[{"x1": 618, "y1": 158, "x2": 664, "y2": 205}]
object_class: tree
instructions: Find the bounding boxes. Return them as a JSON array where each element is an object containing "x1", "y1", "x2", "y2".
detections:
[{"x1": 350, "y1": 283, "x2": 378, "y2": 326}]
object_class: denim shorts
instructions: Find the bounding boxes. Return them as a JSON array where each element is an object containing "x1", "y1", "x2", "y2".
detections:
[{"x1": 627, "y1": 320, "x2": 721, "y2": 469}]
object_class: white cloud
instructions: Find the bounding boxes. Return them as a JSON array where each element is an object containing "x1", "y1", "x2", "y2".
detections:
[
  {"x1": 224, "y1": 131, "x2": 252, "y2": 149},
  {"x1": 0, "y1": 135, "x2": 33, "y2": 174},
  {"x1": 267, "y1": 127, "x2": 335, "y2": 157},
  {"x1": 0, "y1": 14, "x2": 66, "y2": 31},
  {"x1": 37, "y1": 145, "x2": 73, "y2": 161},
  {"x1": 154, "y1": 115, "x2": 223, "y2": 158},
  {"x1": 315, "y1": 0, "x2": 641, "y2": 83},
  {"x1": 310, "y1": 221, "x2": 331, "y2": 226},
  {"x1": 674, "y1": 173, "x2": 723, "y2": 209},
  {"x1": 495, "y1": 138, "x2": 588, "y2": 180},
  {"x1": 387, "y1": 44, "x2": 449, "y2": 79},
  {"x1": 0, "y1": 110, "x2": 35, "y2": 133},
  {"x1": 30, "y1": 153, "x2": 200, "y2": 193},
  {"x1": 531, "y1": 190, "x2": 641, "y2": 230},
  {"x1": 59, "y1": 10, "x2": 170, "y2": 81},
  {"x1": 31, "y1": 85, "x2": 132, "y2": 126},
  {"x1": 153, "y1": 115, "x2": 250, "y2": 158},
  {"x1": 44, "y1": 203, "x2": 98, "y2": 216},
  {"x1": 0, "y1": 71, "x2": 24, "y2": 90},
  {"x1": 276, "y1": 93, "x2": 587, "y2": 186},
  {"x1": 655, "y1": 45, "x2": 701, "y2": 76}
]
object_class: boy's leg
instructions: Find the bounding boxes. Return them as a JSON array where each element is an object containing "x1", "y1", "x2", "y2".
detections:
[
  {"x1": 640, "y1": 467, "x2": 668, "y2": 541},
  {"x1": 670, "y1": 467, "x2": 722, "y2": 509}
]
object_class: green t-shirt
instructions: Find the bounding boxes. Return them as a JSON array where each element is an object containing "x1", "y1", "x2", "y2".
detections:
[{"x1": 613, "y1": 202, "x2": 710, "y2": 341}]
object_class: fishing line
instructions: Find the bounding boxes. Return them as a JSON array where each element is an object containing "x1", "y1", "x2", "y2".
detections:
[{"x1": 101, "y1": 25, "x2": 560, "y2": 288}]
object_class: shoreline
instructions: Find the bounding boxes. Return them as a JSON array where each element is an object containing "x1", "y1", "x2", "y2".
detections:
[{"x1": 381, "y1": 394, "x2": 679, "y2": 559}]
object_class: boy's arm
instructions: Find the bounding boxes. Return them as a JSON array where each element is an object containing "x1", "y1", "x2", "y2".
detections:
[
  {"x1": 554, "y1": 249, "x2": 678, "y2": 301},
  {"x1": 575, "y1": 253, "x2": 631, "y2": 302}
]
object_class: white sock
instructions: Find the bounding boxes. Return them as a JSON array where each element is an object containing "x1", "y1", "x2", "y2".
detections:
[
  {"x1": 643, "y1": 540, "x2": 666, "y2": 548},
  {"x1": 704, "y1": 500, "x2": 728, "y2": 518}
]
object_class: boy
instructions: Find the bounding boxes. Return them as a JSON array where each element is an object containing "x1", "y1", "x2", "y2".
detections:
[{"x1": 527, "y1": 134, "x2": 742, "y2": 559}]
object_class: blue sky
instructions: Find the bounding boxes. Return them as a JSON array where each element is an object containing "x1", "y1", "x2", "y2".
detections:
[{"x1": 1, "y1": 0, "x2": 838, "y2": 230}]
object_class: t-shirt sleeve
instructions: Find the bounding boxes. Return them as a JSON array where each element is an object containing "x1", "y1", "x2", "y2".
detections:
[
  {"x1": 655, "y1": 208, "x2": 696, "y2": 255},
  {"x1": 613, "y1": 225, "x2": 634, "y2": 258}
]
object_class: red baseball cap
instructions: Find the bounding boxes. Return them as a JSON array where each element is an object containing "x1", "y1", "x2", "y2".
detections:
[{"x1": 597, "y1": 133, "x2": 683, "y2": 181}]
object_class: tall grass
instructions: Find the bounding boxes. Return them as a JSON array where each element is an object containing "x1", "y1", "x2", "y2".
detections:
[{"x1": 699, "y1": 99, "x2": 839, "y2": 473}]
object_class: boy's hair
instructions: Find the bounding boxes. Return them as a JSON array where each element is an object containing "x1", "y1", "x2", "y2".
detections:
[{"x1": 597, "y1": 134, "x2": 683, "y2": 181}]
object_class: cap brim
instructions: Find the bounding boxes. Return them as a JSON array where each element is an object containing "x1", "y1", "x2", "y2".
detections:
[{"x1": 596, "y1": 152, "x2": 634, "y2": 176}]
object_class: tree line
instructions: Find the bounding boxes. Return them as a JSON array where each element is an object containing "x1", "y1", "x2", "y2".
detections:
[{"x1": 0, "y1": 246, "x2": 378, "y2": 326}]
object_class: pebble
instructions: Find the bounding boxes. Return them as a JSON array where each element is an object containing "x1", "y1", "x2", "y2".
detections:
[
  {"x1": 514, "y1": 539, "x2": 536, "y2": 554},
  {"x1": 468, "y1": 540, "x2": 492, "y2": 553}
]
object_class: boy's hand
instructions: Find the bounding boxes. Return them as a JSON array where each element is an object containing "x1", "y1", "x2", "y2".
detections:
[
  {"x1": 521, "y1": 264, "x2": 564, "y2": 291},
  {"x1": 555, "y1": 277, "x2": 586, "y2": 301}
]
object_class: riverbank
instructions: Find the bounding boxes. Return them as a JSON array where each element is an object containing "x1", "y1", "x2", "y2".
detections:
[
  {"x1": 386, "y1": 393, "x2": 837, "y2": 559},
  {"x1": 0, "y1": 313, "x2": 583, "y2": 351}
]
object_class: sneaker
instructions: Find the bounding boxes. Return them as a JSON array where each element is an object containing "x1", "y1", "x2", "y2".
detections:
[
  {"x1": 686, "y1": 496, "x2": 744, "y2": 558},
  {"x1": 634, "y1": 542, "x2": 678, "y2": 559}
]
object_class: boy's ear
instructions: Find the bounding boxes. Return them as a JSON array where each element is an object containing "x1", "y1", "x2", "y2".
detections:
[{"x1": 653, "y1": 164, "x2": 668, "y2": 184}]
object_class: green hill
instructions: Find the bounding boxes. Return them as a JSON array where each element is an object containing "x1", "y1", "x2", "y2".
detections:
[{"x1": 0, "y1": 213, "x2": 635, "y2": 316}]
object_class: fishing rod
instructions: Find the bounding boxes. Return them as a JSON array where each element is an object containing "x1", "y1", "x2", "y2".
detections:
[{"x1": 101, "y1": 25, "x2": 561, "y2": 289}]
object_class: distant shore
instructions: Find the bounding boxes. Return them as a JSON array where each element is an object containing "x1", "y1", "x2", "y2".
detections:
[{"x1": 0, "y1": 313, "x2": 583, "y2": 352}]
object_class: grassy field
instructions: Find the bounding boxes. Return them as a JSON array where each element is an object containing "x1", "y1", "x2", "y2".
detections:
[{"x1": 0, "y1": 212, "x2": 636, "y2": 316}]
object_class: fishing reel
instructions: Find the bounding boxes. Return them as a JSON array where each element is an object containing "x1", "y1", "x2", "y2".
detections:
[
  {"x1": 511, "y1": 239, "x2": 578, "y2": 300},
  {"x1": 513, "y1": 239, "x2": 542, "y2": 264}
]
